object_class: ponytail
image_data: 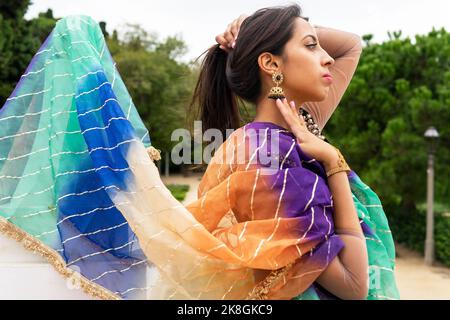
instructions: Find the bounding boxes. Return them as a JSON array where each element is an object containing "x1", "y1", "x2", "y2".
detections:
[
  {"x1": 188, "y1": 4, "x2": 304, "y2": 141},
  {"x1": 188, "y1": 44, "x2": 241, "y2": 140}
]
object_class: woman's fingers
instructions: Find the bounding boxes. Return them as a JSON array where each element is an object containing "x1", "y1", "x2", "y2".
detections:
[
  {"x1": 275, "y1": 98, "x2": 291, "y2": 119},
  {"x1": 215, "y1": 34, "x2": 231, "y2": 52},
  {"x1": 280, "y1": 99, "x2": 299, "y2": 122},
  {"x1": 229, "y1": 19, "x2": 240, "y2": 39},
  {"x1": 276, "y1": 99, "x2": 292, "y2": 116},
  {"x1": 289, "y1": 101, "x2": 299, "y2": 120},
  {"x1": 276, "y1": 99, "x2": 308, "y2": 143},
  {"x1": 276, "y1": 99, "x2": 298, "y2": 127},
  {"x1": 215, "y1": 34, "x2": 227, "y2": 47},
  {"x1": 231, "y1": 14, "x2": 248, "y2": 47},
  {"x1": 229, "y1": 14, "x2": 248, "y2": 41},
  {"x1": 289, "y1": 101, "x2": 298, "y2": 115},
  {"x1": 216, "y1": 14, "x2": 249, "y2": 50},
  {"x1": 223, "y1": 24, "x2": 235, "y2": 47},
  {"x1": 215, "y1": 30, "x2": 233, "y2": 49}
]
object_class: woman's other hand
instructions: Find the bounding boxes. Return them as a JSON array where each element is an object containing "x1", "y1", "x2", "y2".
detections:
[
  {"x1": 215, "y1": 14, "x2": 249, "y2": 52},
  {"x1": 275, "y1": 98, "x2": 339, "y2": 167}
]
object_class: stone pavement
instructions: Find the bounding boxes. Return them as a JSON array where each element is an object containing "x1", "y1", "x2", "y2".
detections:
[
  {"x1": 162, "y1": 173, "x2": 450, "y2": 300},
  {"x1": 394, "y1": 243, "x2": 450, "y2": 299}
]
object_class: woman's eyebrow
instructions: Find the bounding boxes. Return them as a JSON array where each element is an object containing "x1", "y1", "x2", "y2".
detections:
[{"x1": 302, "y1": 34, "x2": 318, "y2": 41}]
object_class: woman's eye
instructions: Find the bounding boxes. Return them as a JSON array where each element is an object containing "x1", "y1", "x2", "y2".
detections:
[{"x1": 306, "y1": 43, "x2": 318, "y2": 49}]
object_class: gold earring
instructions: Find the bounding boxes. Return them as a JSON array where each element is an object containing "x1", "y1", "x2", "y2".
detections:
[{"x1": 268, "y1": 71, "x2": 286, "y2": 99}]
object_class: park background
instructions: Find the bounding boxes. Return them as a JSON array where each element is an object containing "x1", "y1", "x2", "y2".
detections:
[{"x1": 0, "y1": 0, "x2": 449, "y2": 299}]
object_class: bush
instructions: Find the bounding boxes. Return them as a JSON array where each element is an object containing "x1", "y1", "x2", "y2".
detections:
[
  {"x1": 166, "y1": 184, "x2": 190, "y2": 202},
  {"x1": 386, "y1": 202, "x2": 450, "y2": 266}
]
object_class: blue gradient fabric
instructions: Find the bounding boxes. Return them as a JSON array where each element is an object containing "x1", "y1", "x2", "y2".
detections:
[{"x1": 0, "y1": 15, "x2": 153, "y2": 299}]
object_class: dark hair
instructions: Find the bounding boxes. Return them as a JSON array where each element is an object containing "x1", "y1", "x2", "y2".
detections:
[{"x1": 188, "y1": 3, "x2": 307, "y2": 138}]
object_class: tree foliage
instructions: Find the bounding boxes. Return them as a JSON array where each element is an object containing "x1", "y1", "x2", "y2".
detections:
[
  {"x1": 0, "y1": 0, "x2": 40, "y2": 104},
  {"x1": 106, "y1": 24, "x2": 193, "y2": 155},
  {"x1": 326, "y1": 27, "x2": 450, "y2": 213}
]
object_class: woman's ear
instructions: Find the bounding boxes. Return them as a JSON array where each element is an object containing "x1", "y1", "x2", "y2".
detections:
[{"x1": 257, "y1": 52, "x2": 282, "y2": 77}]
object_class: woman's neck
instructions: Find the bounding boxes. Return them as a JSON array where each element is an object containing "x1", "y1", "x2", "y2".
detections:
[{"x1": 253, "y1": 97, "x2": 303, "y2": 130}]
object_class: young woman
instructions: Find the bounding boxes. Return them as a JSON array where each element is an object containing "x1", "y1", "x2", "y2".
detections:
[
  {"x1": 181, "y1": 4, "x2": 399, "y2": 299},
  {"x1": 0, "y1": 4, "x2": 399, "y2": 300},
  {"x1": 219, "y1": 7, "x2": 369, "y2": 294}
]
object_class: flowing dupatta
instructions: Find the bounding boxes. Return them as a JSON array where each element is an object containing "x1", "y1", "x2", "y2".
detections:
[
  {"x1": 0, "y1": 15, "x2": 153, "y2": 299},
  {"x1": 0, "y1": 15, "x2": 400, "y2": 300}
]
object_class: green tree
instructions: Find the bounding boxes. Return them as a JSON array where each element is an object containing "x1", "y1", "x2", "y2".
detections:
[
  {"x1": 326, "y1": 27, "x2": 449, "y2": 213},
  {"x1": 107, "y1": 24, "x2": 193, "y2": 157},
  {"x1": 30, "y1": 9, "x2": 57, "y2": 43},
  {"x1": 0, "y1": 0, "x2": 40, "y2": 105}
]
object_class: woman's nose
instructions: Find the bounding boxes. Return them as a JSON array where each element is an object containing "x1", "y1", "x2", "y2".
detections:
[{"x1": 322, "y1": 51, "x2": 335, "y2": 66}]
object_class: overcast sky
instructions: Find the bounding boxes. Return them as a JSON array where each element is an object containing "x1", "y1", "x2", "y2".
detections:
[{"x1": 26, "y1": 0, "x2": 449, "y2": 62}]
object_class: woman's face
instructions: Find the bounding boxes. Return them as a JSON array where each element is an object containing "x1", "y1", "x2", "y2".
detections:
[{"x1": 280, "y1": 18, "x2": 335, "y2": 103}]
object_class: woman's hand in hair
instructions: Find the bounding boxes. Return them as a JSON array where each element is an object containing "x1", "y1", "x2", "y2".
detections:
[
  {"x1": 275, "y1": 98, "x2": 339, "y2": 166},
  {"x1": 215, "y1": 14, "x2": 249, "y2": 52}
]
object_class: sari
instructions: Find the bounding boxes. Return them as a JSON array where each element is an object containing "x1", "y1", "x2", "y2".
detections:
[{"x1": 0, "y1": 15, "x2": 400, "y2": 300}]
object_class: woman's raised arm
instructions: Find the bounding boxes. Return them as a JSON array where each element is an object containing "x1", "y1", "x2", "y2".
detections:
[{"x1": 304, "y1": 25, "x2": 363, "y2": 131}]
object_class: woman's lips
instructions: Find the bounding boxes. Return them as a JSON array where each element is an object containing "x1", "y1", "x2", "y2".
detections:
[{"x1": 322, "y1": 75, "x2": 333, "y2": 83}]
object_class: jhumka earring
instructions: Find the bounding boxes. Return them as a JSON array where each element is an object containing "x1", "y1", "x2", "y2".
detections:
[{"x1": 268, "y1": 71, "x2": 285, "y2": 100}]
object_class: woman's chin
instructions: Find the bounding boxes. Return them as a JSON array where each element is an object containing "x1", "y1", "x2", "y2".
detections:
[
  {"x1": 296, "y1": 88, "x2": 329, "y2": 102},
  {"x1": 310, "y1": 90, "x2": 329, "y2": 102},
  {"x1": 318, "y1": 87, "x2": 330, "y2": 101}
]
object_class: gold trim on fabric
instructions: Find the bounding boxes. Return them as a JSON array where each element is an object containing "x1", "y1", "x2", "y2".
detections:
[
  {"x1": 0, "y1": 216, "x2": 121, "y2": 300},
  {"x1": 246, "y1": 261, "x2": 295, "y2": 300},
  {"x1": 146, "y1": 146, "x2": 161, "y2": 161}
]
